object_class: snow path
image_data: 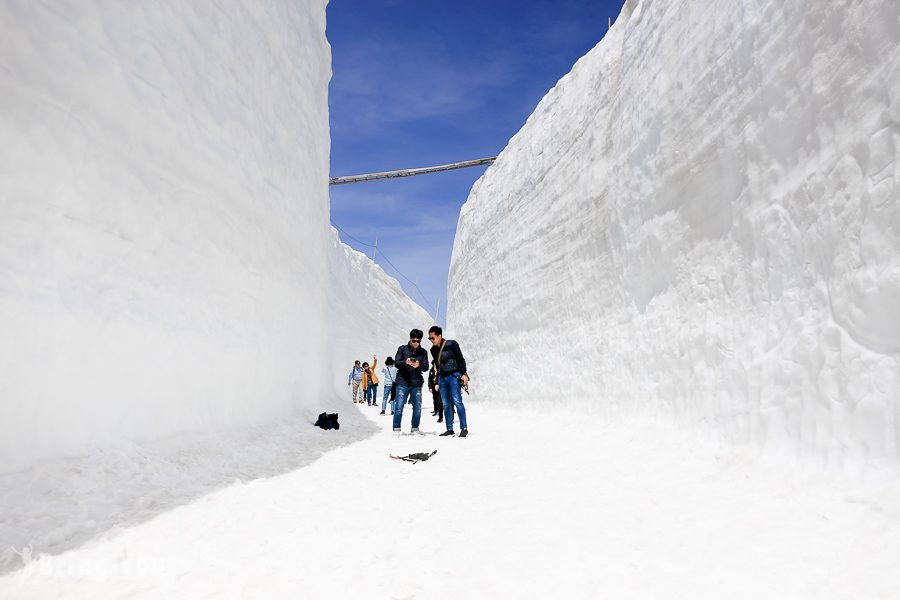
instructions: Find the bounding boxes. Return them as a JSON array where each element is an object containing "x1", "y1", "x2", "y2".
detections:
[{"x1": 4, "y1": 405, "x2": 899, "y2": 599}]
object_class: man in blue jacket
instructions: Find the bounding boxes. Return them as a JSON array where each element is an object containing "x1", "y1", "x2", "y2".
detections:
[
  {"x1": 428, "y1": 326, "x2": 469, "y2": 438},
  {"x1": 392, "y1": 329, "x2": 429, "y2": 433}
]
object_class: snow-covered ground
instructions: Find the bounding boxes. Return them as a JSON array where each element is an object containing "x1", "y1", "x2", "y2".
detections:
[
  {"x1": 3, "y1": 0, "x2": 900, "y2": 595},
  {"x1": 0, "y1": 402, "x2": 381, "y2": 576},
  {"x1": 450, "y1": 0, "x2": 900, "y2": 461},
  {"x1": 2, "y1": 406, "x2": 899, "y2": 599}
]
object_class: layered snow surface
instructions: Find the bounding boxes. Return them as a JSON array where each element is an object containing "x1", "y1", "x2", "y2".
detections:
[
  {"x1": 450, "y1": 0, "x2": 900, "y2": 463},
  {"x1": 3, "y1": 0, "x2": 900, "y2": 595},
  {"x1": 0, "y1": 0, "x2": 428, "y2": 571}
]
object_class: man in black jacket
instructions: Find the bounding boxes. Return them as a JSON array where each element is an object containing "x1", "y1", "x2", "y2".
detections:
[
  {"x1": 428, "y1": 326, "x2": 470, "y2": 438},
  {"x1": 392, "y1": 329, "x2": 430, "y2": 433}
]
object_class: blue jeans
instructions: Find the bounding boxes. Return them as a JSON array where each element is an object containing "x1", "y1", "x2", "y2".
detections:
[
  {"x1": 392, "y1": 384, "x2": 422, "y2": 430},
  {"x1": 365, "y1": 383, "x2": 378, "y2": 405},
  {"x1": 382, "y1": 384, "x2": 394, "y2": 412},
  {"x1": 439, "y1": 374, "x2": 467, "y2": 431}
]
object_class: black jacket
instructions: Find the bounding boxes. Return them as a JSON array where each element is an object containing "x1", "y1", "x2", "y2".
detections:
[
  {"x1": 430, "y1": 339, "x2": 467, "y2": 377},
  {"x1": 394, "y1": 343, "x2": 429, "y2": 387},
  {"x1": 427, "y1": 368, "x2": 441, "y2": 399}
]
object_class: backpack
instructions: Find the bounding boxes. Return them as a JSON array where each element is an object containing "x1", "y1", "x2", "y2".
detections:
[{"x1": 314, "y1": 412, "x2": 340, "y2": 430}]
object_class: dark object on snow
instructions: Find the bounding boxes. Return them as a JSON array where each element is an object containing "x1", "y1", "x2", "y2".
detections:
[
  {"x1": 314, "y1": 412, "x2": 340, "y2": 430},
  {"x1": 389, "y1": 450, "x2": 437, "y2": 464}
]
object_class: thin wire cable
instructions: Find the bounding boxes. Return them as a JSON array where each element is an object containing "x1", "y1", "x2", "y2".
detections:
[
  {"x1": 331, "y1": 221, "x2": 375, "y2": 248},
  {"x1": 331, "y1": 221, "x2": 441, "y2": 319}
]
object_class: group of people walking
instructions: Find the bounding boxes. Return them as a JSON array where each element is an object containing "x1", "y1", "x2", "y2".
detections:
[
  {"x1": 347, "y1": 326, "x2": 469, "y2": 438},
  {"x1": 346, "y1": 354, "x2": 400, "y2": 414},
  {"x1": 347, "y1": 355, "x2": 383, "y2": 407}
]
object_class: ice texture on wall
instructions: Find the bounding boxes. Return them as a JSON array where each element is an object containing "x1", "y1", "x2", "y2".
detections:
[
  {"x1": 449, "y1": 0, "x2": 900, "y2": 460},
  {"x1": 0, "y1": 0, "x2": 428, "y2": 474},
  {"x1": 327, "y1": 230, "x2": 434, "y2": 393}
]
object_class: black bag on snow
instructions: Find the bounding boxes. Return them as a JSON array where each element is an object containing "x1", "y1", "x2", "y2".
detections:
[{"x1": 314, "y1": 412, "x2": 340, "y2": 430}]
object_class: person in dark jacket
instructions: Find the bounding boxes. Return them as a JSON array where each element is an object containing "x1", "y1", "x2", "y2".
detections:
[
  {"x1": 392, "y1": 329, "x2": 429, "y2": 433},
  {"x1": 428, "y1": 326, "x2": 469, "y2": 437},
  {"x1": 428, "y1": 364, "x2": 444, "y2": 423}
]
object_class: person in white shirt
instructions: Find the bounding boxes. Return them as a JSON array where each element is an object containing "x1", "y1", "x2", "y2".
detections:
[{"x1": 380, "y1": 356, "x2": 398, "y2": 415}]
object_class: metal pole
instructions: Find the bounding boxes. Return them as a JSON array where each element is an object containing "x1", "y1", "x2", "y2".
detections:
[
  {"x1": 434, "y1": 297, "x2": 441, "y2": 324},
  {"x1": 330, "y1": 156, "x2": 497, "y2": 186},
  {"x1": 372, "y1": 236, "x2": 378, "y2": 262}
]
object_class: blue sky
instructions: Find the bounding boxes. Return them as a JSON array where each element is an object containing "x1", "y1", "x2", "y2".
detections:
[{"x1": 327, "y1": 0, "x2": 626, "y2": 323}]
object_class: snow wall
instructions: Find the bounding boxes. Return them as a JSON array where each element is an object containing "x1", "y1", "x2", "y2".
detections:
[
  {"x1": 449, "y1": 0, "x2": 900, "y2": 461},
  {"x1": 0, "y1": 0, "x2": 428, "y2": 474}
]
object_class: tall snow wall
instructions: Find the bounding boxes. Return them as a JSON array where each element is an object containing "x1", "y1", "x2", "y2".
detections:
[
  {"x1": 0, "y1": 0, "x2": 427, "y2": 474},
  {"x1": 449, "y1": 0, "x2": 900, "y2": 460}
]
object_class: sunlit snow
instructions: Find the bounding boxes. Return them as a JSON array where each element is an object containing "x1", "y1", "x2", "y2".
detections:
[
  {"x1": 2, "y1": 0, "x2": 899, "y2": 597},
  {"x1": 450, "y1": 0, "x2": 900, "y2": 461}
]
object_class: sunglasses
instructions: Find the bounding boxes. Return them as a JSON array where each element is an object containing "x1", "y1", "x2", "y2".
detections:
[
  {"x1": 428, "y1": 336, "x2": 437, "y2": 341},
  {"x1": 410, "y1": 339, "x2": 421, "y2": 343}
]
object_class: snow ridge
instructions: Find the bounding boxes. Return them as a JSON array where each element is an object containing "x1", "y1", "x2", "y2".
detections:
[
  {"x1": 448, "y1": 0, "x2": 900, "y2": 461},
  {"x1": 0, "y1": 0, "x2": 428, "y2": 475}
]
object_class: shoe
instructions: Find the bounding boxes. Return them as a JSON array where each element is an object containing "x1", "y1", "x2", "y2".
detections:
[
  {"x1": 459, "y1": 429, "x2": 468, "y2": 438},
  {"x1": 437, "y1": 417, "x2": 443, "y2": 423},
  {"x1": 410, "y1": 427, "x2": 420, "y2": 434},
  {"x1": 439, "y1": 430, "x2": 455, "y2": 437},
  {"x1": 430, "y1": 411, "x2": 438, "y2": 416},
  {"x1": 380, "y1": 410, "x2": 385, "y2": 415},
  {"x1": 393, "y1": 428, "x2": 401, "y2": 432}
]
